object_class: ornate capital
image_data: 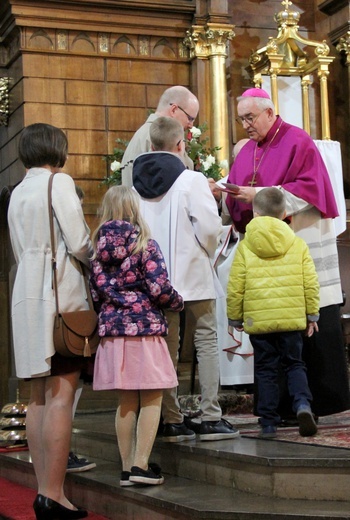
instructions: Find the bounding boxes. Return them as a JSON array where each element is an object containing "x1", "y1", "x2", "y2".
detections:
[
  {"x1": 184, "y1": 23, "x2": 235, "y2": 59},
  {"x1": 336, "y1": 31, "x2": 350, "y2": 66},
  {"x1": 0, "y1": 78, "x2": 9, "y2": 126},
  {"x1": 184, "y1": 25, "x2": 208, "y2": 59},
  {"x1": 206, "y1": 24, "x2": 235, "y2": 57}
]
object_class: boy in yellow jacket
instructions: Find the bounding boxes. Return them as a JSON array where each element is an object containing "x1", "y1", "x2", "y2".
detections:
[{"x1": 227, "y1": 187, "x2": 319, "y2": 438}]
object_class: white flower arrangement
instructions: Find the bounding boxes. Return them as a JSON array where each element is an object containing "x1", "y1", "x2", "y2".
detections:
[
  {"x1": 102, "y1": 139, "x2": 129, "y2": 186},
  {"x1": 102, "y1": 123, "x2": 228, "y2": 186},
  {"x1": 186, "y1": 123, "x2": 226, "y2": 181}
]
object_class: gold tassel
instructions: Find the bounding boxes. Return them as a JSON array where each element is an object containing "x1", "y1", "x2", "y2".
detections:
[{"x1": 84, "y1": 337, "x2": 91, "y2": 357}]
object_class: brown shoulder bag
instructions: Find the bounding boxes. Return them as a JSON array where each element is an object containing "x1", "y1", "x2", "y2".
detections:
[{"x1": 48, "y1": 173, "x2": 99, "y2": 357}]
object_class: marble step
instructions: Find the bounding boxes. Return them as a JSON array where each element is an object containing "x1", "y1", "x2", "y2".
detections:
[
  {"x1": 69, "y1": 411, "x2": 350, "y2": 503},
  {"x1": 2, "y1": 451, "x2": 350, "y2": 520}
]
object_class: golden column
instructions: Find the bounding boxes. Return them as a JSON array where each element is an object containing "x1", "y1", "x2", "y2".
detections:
[
  {"x1": 184, "y1": 23, "x2": 235, "y2": 175},
  {"x1": 318, "y1": 65, "x2": 331, "y2": 140},
  {"x1": 301, "y1": 76, "x2": 312, "y2": 136}
]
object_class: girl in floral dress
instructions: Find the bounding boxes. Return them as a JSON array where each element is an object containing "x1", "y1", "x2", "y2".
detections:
[{"x1": 90, "y1": 186, "x2": 183, "y2": 486}]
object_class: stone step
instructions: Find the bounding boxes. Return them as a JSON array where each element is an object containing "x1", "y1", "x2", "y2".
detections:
[
  {"x1": 2, "y1": 450, "x2": 350, "y2": 519},
  {"x1": 69, "y1": 411, "x2": 350, "y2": 503}
]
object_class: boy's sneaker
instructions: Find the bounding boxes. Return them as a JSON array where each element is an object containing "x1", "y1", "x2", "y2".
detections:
[
  {"x1": 129, "y1": 465, "x2": 164, "y2": 485},
  {"x1": 67, "y1": 452, "x2": 96, "y2": 473},
  {"x1": 259, "y1": 425, "x2": 277, "y2": 439},
  {"x1": 120, "y1": 471, "x2": 135, "y2": 487},
  {"x1": 199, "y1": 418, "x2": 240, "y2": 441},
  {"x1": 297, "y1": 405, "x2": 318, "y2": 437},
  {"x1": 162, "y1": 422, "x2": 196, "y2": 442}
]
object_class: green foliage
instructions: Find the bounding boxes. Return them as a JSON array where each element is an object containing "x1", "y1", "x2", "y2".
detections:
[
  {"x1": 186, "y1": 123, "x2": 227, "y2": 182},
  {"x1": 101, "y1": 138, "x2": 130, "y2": 187},
  {"x1": 101, "y1": 122, "x2": 228, "y2": 186}
]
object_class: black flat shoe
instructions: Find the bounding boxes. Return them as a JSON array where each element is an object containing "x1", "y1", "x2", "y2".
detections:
[{"x1": 33, "y1": 494, "x2": 88, "y2": 520}]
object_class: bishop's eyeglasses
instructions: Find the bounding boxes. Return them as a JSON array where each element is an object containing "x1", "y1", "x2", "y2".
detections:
[{"x1": 235, "y1": 109, "x2": 267, "y2": 126}]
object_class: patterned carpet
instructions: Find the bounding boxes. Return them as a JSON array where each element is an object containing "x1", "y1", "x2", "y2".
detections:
[
  {"x1": 239, "y1": 410, "x2": 350, "y2": 449},
  {"x1": 179, "y1": 394, "x2": 350, "y2": 449},
  {"x1": 242, "y1": 424, "x2": 350, "y2": 449}
]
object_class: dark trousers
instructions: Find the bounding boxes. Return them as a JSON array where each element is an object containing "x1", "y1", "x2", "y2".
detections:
[
  {"x1": 276, "y1": 305, "x2": 350, "y2": 418},
  {"x1": 251, "y1": 331, "x2": 313, "y2": 427}
]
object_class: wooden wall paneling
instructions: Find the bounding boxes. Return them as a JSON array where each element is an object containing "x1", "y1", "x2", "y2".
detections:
[
  {"x1": 145, "y1": 84, "x2": 173, "y2": 108},
  {"x1": 23, "y1": 78, "x2": 65, "y2": 104},
  {"x1": 106, "y1": 83, "x2": 147, "y2": 107},
  {"x1": 23, "y1": 103, "x2": 106, "y2": 130},
  {"x1": 67, "y1": 155, "x2": 107, "y2": 180},
  {"x1": 66, "y1": 129, "x2": 107, "y2": 156},
  {"x1": 22, "y1": 54, "x2": 105, "y2": 81},
  {"x1": 107, "y1": 59, "x2": 190, "y2": 85},
  {"x1": 108, "y1": 106, "x2": 151, "y2": 132},
  {"x1": 67, "y1": 80, "x2": 107, "y2": 106}
]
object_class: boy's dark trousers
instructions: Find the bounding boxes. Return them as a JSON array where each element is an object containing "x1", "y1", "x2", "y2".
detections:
[{"x1": 251, "y1": 330, "x2": 313, "y2": 427}]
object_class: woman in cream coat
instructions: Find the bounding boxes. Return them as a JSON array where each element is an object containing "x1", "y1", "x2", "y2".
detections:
[{"x1": 8, "y1": 123, "x2": 92, "y2": 519}]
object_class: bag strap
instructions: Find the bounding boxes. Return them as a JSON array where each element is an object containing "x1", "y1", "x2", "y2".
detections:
[
  {"x1": 48, "y1": 173, "x2": 60, "y2": 319},
  {"x1": 48, "y1": 173, "x2": 94, "y2": 317}
]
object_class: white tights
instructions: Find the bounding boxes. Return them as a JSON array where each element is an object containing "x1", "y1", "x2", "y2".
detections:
[{"x1": 115, "y1": 389, "x2": 162, "y2": 471}]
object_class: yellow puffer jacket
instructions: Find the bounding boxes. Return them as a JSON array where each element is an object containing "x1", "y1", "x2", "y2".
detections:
[{"x1": 227, "y1": 216, "x2": 319, "y2": 335}]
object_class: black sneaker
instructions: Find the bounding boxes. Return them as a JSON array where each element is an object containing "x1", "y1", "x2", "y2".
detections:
[
  {"x1": 67, "y1": 452, "x2": 97, "y2": 473},
  {"x1": 199, "y1": 418, "x2": 240, "y2": 441},
  {"x1": 120, "y1": 471, "x2": 135, "y2": 487},
  {"x1": 184, "y1": 416, "x2": 201, "y2": 434},
  {"x1": 120, "y1": 462, "x2": 161, "y2": 486},
  {"x1": 129, "y1": 465, "x2": 164, "y2": 485},
  {"x1": 162, "y1": 422, "x2": 196, "y2": 442}
]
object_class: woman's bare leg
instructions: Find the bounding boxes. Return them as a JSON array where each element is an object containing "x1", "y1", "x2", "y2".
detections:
[
  {"x1": 26, "y1": 371, "x2": 80, "y2": 509},
  {"x1": 26, "y1": 378, "x2": 46, "y2": 483}
]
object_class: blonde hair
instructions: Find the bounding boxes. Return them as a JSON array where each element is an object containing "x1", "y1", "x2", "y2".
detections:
[
  {"x1": 91, "y1": 186, "x2": 151, "y2": 256},
  {"x1": 150, "y1": 116, "x2": 183, "y2": 151},
  {"x1": 253, "y1": 187, "x2": 286, "y2": 219}
]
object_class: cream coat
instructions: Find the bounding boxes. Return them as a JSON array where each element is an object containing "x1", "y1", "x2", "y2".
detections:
[
  {"x1": 138, "y1": 169, "x2": 223, "y2": 301},
  {"x1": 8, "y1": 168, "x2": 93, "y2": 378}
]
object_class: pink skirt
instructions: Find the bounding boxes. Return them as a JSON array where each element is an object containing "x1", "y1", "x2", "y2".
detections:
[{"x1": 93, "y1": 336, "x2": 178, "y2": 391}]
